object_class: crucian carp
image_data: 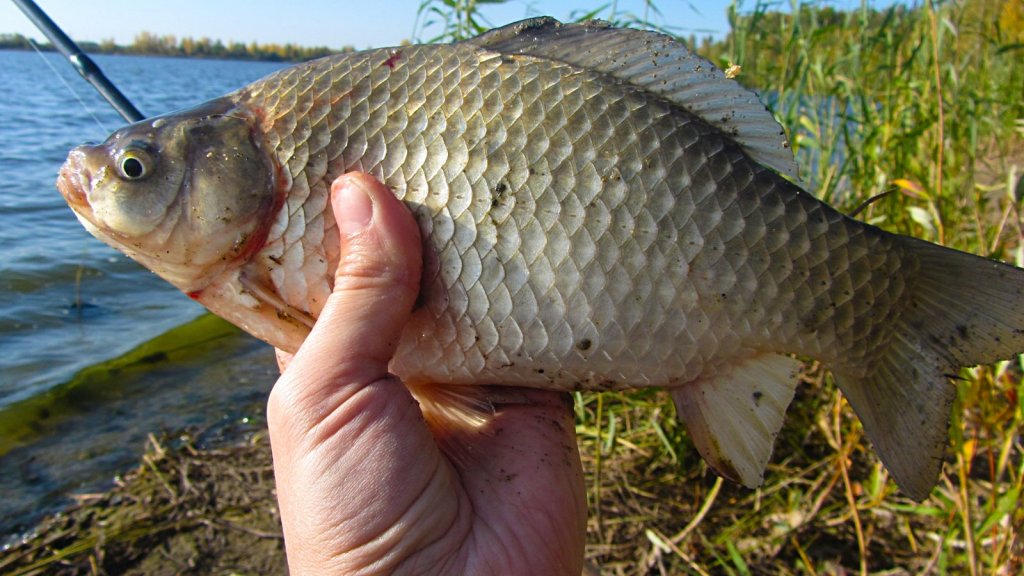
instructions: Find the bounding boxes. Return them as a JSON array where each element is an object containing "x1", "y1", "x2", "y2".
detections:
[{"x1": 57, "y1": 18, "x2": 1024, "y2": 500}]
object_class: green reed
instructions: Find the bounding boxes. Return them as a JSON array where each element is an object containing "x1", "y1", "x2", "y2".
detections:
[{"x1": 717, "y1": 1, "x2": 1023, "y2": 250}]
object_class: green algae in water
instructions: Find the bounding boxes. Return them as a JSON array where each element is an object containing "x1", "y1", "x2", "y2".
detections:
[{"x1": 0, "y1": 314, "x2": 243, "y2": 457}]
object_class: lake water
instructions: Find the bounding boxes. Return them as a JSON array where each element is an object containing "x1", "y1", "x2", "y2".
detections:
[{"x1": 0, "y1": 50, "x2": 291, "y2": 539}]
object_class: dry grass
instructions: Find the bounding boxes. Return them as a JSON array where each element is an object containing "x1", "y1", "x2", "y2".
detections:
[
  {"x1": 0, "y1": 433, "x2": 285, "y2": 576},
  {"x1": 576, "y1": 362, "x2": 1023, "y2": 574}
]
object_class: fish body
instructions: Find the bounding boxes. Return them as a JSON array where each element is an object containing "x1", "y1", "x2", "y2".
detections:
[{"x1": 58, "y1": 18, "x2": 1024, "y2": 500}]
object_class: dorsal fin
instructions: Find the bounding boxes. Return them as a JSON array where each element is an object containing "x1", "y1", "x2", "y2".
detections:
[{"x1": 466, "y1": 18, "x2": 800, "y2": 182}]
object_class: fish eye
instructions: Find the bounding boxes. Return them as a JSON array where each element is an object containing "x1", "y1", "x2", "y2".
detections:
[{"x1": 116, "y1": 147, "x2": 154, "y2": 180}]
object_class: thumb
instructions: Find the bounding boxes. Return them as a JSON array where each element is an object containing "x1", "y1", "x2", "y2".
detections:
[
  {"x1": 267, "y1": 174, "x2": 427, "y2": 572},
  {"x1": 269, "y1": 172, "x2": 422, "y2": 428}
]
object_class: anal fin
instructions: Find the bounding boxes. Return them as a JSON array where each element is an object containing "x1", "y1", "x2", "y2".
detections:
[{"x1": 671, "y1": 353, "x2": 803, "y2": 487}]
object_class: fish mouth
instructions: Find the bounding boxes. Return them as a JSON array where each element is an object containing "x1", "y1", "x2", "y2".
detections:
[{"x1": 57, "y1": 148, "x2": 94, "y2": 215}]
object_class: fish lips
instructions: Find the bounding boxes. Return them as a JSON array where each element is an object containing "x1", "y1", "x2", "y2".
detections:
[{"x1": 57, "y1": 147, "x2": 94, "y2": 215}]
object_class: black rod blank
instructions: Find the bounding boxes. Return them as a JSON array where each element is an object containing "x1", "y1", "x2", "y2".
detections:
[{"x1": 12, "y1": 0, "x2": 144, "y2": 122}]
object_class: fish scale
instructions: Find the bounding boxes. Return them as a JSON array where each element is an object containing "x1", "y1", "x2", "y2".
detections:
[
  {"x1": 237, "y1": 40, "x2": 868, "y2": 388},
  {"x1": 58, "y1": 17, "x2": 1024, "y2": 500}
]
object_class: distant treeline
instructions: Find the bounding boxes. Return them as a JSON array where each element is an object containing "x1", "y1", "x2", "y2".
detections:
[
  {"x1": 3, "y1": 0, "x2": 1021, "y2": 66},
  {"x1": 0, "y1": 31, "x2": 355, "y2": 62}
]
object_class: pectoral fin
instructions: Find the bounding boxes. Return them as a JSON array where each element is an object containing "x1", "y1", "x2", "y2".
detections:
[
  {"x1": 238, "y1": 267, "x2": 316, "y2": 329},
  {"x1": 671, "y1": 353, "x2": 802, "y2": 487}
]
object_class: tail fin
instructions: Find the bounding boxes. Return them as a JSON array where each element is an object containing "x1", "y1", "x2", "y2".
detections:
[{"x1": 834, "y1": 237, "x2": 1024, "y2": 500}]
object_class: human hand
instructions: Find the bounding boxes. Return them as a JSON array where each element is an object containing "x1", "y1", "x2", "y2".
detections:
[{"x1": 267, "y1": 173, "x2": 587, "y2": 575}]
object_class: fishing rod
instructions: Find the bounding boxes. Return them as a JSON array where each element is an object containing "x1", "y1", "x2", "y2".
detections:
[{"x1": 12, "y1": 0, "x2": 144, "y2": 122}]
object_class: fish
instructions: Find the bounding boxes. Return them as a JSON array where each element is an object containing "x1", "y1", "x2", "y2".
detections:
[{"x1": 57, "y1": 17, "x2": 1024, "y2": 501}]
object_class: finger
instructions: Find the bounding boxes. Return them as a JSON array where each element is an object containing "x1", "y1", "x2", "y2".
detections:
[
  {"x1": 266, "y1": 173, "x2": 430, "y2": 572},
  {"x1": 268, "y1": 172, "x2": 422, "y2": 432},
  {"x1": 442, "y1": 388, "x2": 587, "y2": 571},
  {"x1": 321, "y1": 172, "x2": 423, "y2": 369}
]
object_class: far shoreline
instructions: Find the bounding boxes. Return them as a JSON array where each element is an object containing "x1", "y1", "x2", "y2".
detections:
[{"x1": 0, "y1": 32, "x2": 357, "y2": 63}]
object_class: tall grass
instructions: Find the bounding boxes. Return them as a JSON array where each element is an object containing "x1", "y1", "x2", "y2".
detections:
[
  {"x1": 715, "y1": 1, "x2": 1023, "y2": 248},
  {"x1": 415, "y1": 0, "x2": 1024, "y2": 572}
]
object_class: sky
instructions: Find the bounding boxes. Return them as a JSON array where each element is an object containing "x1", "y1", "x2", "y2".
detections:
[{"x1": 3, "y1": 1, "x2": 891, "y2": 50}]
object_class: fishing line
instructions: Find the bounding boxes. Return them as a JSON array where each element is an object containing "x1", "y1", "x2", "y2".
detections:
[
  {"x1": 28, "y1": 38, "x2": 110, "y2": 135},
  {"x1": 13, "y1": 0, "x2": 142, "y2": 122}
]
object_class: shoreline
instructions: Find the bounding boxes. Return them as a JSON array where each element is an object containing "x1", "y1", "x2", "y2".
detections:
[
  {"x1": 5, "y1": 383, "x2": 1015, "y2": 574},
  {"x1": 0, "y1": 34, "x2": 348, "y2": 63},
  {"x1": 1, "y1": 429, "x2": 286, "y2": 574}
]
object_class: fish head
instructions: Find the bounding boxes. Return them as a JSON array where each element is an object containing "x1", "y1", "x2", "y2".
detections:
[{"x1": 57, "y1": 98, "x2": 278, "y2": 293}]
